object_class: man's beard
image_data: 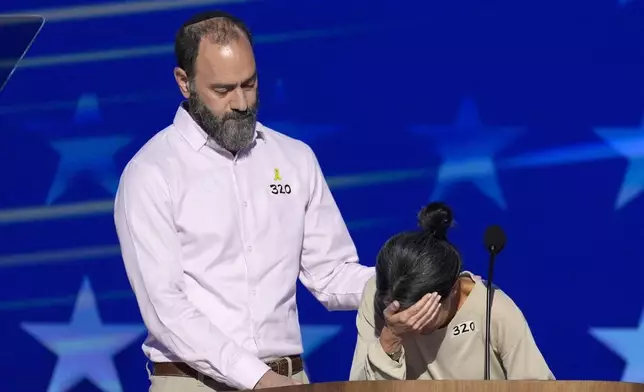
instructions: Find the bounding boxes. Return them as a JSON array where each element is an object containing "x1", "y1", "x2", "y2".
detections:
[{"x1": 188, "y1": 89, "x2": 258, "y2": 154}]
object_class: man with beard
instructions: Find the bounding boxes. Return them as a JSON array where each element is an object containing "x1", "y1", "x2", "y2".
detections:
[{"x1": 113, "y1": 10, "x2": 375, "y2": 392}]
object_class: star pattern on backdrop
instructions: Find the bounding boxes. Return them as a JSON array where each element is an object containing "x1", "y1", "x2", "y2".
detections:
[
  {"x1": 594, "y1": 114, "x2": 644, "y2": 210},
  {"x1": 300, "y1": 324, "x2": 343, "y2": 360},
  {"x1": 589, "y1": 307, "x2": 644, "y2": 383},
  {"x1": 46, "y1": 93, "x2": 131, "y2": 204},
  {"x1": 21, "y1": 277, "x2": 146, "y2": 392},
  {"x1": 409, "y1": 98, "x2": 524, "y2": 209},
  {"x1": 47, "y1": 135, "x2": 131, "y2": 204}
]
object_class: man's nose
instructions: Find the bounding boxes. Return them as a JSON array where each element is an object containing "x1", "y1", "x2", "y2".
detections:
[{"x1": 230, "y1": 88, "x2": 248, "y2": 111}]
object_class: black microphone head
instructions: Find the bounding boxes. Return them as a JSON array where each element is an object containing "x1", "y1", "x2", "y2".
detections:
[{"x1": 484, "y1": 225, "x2": 506, "y2": 255}]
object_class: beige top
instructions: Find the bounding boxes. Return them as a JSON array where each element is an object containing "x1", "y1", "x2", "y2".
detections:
[{"x1": 349, "y1": 272, "x2": 555, "y2": 381}]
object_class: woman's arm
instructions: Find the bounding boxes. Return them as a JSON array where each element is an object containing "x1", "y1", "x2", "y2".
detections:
[
  {"x1": 493, "y1": 289, "x2": 555, "y2": 380},
  {"x1": 349, "y1": 277, "x2": 407, "y2": 381}
]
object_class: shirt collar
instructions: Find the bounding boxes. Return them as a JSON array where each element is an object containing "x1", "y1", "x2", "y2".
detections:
[{"x1": 174, "y1": 102, "x2": 265, "y2": 153}]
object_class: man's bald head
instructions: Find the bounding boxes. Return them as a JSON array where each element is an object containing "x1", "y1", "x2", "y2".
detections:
[{"x1": 174, "y1": 11, "x2": 252, "y2": 78}]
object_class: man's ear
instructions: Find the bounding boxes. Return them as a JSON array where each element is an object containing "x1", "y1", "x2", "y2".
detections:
[{"x1": 174, "y1": 67, "x2": 191, "y2": 99}]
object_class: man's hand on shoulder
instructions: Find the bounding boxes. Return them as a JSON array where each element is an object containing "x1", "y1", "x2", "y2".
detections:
[{"x1": 254, "y1": 370, "x2": 302, "y2": 389}]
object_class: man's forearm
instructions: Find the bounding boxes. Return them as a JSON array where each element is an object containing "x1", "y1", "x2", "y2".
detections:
[{"x1": 304, "y1": 263, "x2": 375, "y2": 310}]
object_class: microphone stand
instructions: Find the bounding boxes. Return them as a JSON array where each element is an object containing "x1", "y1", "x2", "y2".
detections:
[{"x1": 484, "y1": 247, "x2": 497, "y2": 381}]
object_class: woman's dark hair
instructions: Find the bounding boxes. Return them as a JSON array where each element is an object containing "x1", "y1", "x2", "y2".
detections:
[{"x1": 374, "y1": 202, "x2": 462, "y2": 316}]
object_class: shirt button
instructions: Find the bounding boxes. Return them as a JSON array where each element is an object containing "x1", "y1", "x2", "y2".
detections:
[
  {"x1": 244, "y1": 201, "x2": 248, "y2": 207},
  {"x1": 247, "y1": 246, "x2": 253, "y2": 252},
  {"x1": 251, "y1": 290, "x2": 257, "y2": 296}
]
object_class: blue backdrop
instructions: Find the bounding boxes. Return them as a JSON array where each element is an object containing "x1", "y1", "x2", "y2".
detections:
[{"x1": 1, "y1": 0, "x2": 643, "y2": 391}]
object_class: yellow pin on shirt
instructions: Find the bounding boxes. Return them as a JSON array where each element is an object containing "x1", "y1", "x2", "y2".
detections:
[{"x1": 273, "y1": 168, "x2": 282, "y2": 181}]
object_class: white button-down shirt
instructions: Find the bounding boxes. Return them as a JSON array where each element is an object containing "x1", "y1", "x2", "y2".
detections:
[{"x1": 113, "y1": 104, "x2": 375, "y2": 390}]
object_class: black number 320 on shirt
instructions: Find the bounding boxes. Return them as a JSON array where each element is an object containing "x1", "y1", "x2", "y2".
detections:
[
  {"x1": 270, "y1": 184, "x2": 291, "y2": 194},
  {"x1": 452, "y1": 321, "x2": 476, "y2": 336}
]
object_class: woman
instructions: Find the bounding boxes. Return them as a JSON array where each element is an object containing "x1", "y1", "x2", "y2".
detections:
[{"x1": 349, "y1": 202, "x2": 554, "y2": 381}]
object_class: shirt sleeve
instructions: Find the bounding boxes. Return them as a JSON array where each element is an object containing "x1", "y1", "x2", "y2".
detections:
[
  {"x1": 349, "y1": 277, "x2": 407, "y2": 380},
  {"x1": 298, "y1": 145, "x2": 375, "y2": 310},
  {"x1": 493, "y1": 290, "x2": 555, "y2": 380},
  {"x1": 113, "y1": 160, "x2": 270, "y2": 390}
]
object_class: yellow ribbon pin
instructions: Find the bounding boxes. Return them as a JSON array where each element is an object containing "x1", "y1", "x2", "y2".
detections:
[{"x1": 273, "y1": 168, "x2": 282, "y2": 181}]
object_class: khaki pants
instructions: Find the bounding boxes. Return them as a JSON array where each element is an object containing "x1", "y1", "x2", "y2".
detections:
[{"x1": 148, "y1": 362, "x2": 310, "y2": 391}]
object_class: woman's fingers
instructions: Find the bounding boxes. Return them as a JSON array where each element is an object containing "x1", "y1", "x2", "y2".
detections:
[
  {"x1": 386, "y1": 292, "x2": 445, "y2": 336},
  {"x1": 410, "y1": 293, "x2": 436, "y2": 329},
  {"x1": 414, "y1": 294, "x2": 442, "y2": 330},
  {"x1": 383, "y1": 301, "x2": 400, "y2": 319},
  {"x1": 404, "y1": 293, "x2": 435, "y2": 327}
]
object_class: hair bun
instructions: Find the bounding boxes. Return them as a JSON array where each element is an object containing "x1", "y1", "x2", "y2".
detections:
[{"x1": 417, "y1": 202, "x2": 453, "y2": 239}]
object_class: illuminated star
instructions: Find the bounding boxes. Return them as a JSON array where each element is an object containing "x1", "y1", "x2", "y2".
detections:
[
  {"x1": 74, "y1": 93, "x2": 101, "y2": 123},
  {"x1": 301, "y1": 324, "x2": 343, "y2": 360},
  {"x1": 47, "y1": 136, "x2": 131, "y2": 204},
  {"x1": 21, "y1": 277, "x2": 146, "y2": 392},
  {"x1": 619, "y1": 0, "x2": 633, "y2": 6},
  {"x1": 589, "y1": 307, "x2": 644, "y2": 382},
  {"x1": 410, "y1": 98, "x2": 523, "y2": 209},
  {"x1": 594, "y1": 115, "x2": 644, "y2": 210},
  {"x1": 46, "y1": 93, "x2": 131, "y2": 204}
]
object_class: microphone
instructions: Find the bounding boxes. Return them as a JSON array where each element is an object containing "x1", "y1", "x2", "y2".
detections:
[{"x1": 483, "y1": 225, "x2": 506, "y2": 380}]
